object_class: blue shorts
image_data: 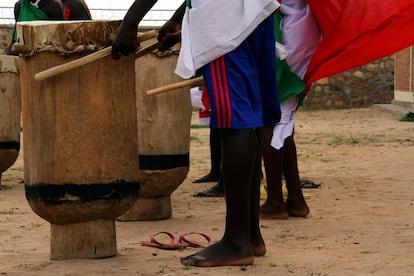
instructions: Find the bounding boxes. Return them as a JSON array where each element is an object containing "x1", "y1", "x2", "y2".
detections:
[{"x1": 202, "y1": 15, "x2": 281, "y2": 129}]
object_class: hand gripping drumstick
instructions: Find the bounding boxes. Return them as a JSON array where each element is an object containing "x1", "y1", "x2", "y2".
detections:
[
  {"x1": 146, "y1": 76, "x2": 204, "y2": 96},
  {"x1": 34, "y1": 30, "x2": 158, "y2": 81}
]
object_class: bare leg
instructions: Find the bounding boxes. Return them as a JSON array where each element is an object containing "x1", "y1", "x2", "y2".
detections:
[
  {"x1": 283, "y1": 135, "x2": 309, "y2": 217},
  {"x1": 250, "y1": 129, "x2": 266, "y2": 256},
  {"x1": 181, "y1": 129, "x2": 258, "y2": 267},
  {"x1": 259, "y1": 126, "x2": 288, "y2": 219},
  {"x1": 193, "y1": 128, "x2": 221, "y2": 183}
]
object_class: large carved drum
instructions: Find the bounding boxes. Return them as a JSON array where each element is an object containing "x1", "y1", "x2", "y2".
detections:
[
  {"x1": 118, "y1": 48, "x2": 192, "y2": 221},
  {"x1": 0, "y1": 55, "x2": 20, "y2": 185},
  {"x1": 17, "y1": 20, "x2": 139, "y2": 260}
]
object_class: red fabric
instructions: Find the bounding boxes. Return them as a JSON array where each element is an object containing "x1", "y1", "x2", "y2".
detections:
[
  {"x1": 304, "y1": 0, "x2": 414, "y2": 88},
  {"x1": 198, "y1": 86, "x2": 211, "y2": 121},
  {"x1": 201, "y1": 86, "x2": 211, "y2": 111},
  {"x1": 61, "y1": 0, "x2": 91, "y2": 20},
  {"x1": 63, "y1": 6, "x2": 70, "y2": 20}
]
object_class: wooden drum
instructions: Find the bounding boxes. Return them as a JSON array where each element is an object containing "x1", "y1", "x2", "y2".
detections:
[
  {"x1": 118, "y1": 46, "x2": 192, "y2": 221},
  {"x1": 0, "y1": 55, "x2": 20, "y2": 185},
  {"x1": 17, "y1": 20, "x2": 139, "y2": 260}
]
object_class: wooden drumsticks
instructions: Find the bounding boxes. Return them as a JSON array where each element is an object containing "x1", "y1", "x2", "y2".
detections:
[{"x1": 34, "y1": 30, "x2": 158, "y2": 81}]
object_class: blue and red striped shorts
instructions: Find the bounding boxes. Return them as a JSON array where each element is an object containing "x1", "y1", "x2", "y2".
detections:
[{"x1": 202, "y1": 15, "x2": 281, "y2": 129}]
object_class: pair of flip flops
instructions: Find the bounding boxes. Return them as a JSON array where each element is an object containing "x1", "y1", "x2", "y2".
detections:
[{"x1": 141, "y1": 231, "x2": 212, "y2": 250}]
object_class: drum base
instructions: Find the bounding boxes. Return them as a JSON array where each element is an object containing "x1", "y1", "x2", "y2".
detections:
[
  {"x1": 50, "y1": 219, "x2": 117, "y2": 260},
  {"x1": 0, "y1": 150, "x2": 19, "y2": 185},
  {"x1": 117, "y1": 195, "x2": 172, "y2": 221}
]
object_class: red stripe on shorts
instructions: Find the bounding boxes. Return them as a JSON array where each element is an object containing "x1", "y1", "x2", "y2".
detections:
[
  {"x1": 210, "y1": 62, "x2": 222, "y2": 128},
  {"x1": 210, "y1": 57, "x2": 231, "y2": 128},
  {"x1": 220, "y1": 57, "x2": 231, "y2": 127}
]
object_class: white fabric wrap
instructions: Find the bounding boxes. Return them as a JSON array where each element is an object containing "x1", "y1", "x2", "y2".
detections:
[
  {"x1": 270, "y1": 0, "x2": 321, "y2": 150},
  {"x1": 279, "y1": 0, "x2": 321, "y2": 79},
  {"x1": 176, "y1": 0, "x2": 280, "y2": 78},
  {"x1": 190, "y1": 86, "x2": 205, "y2": 110},
  {"x1": 271, "y1": 96, "x2": 298, "y2": 149}
]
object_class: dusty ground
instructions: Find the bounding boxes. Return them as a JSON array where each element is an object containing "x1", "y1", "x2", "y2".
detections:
[{"x1": 1, "y1": 106, "x2": 414, "y2": 275}]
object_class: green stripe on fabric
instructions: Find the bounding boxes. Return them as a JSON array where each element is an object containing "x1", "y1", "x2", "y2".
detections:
[
  {"x1": 18, "y1": 0, "x2": 49, "y2": 22},
  {"x1": 274, "y1": 12, "x2": 305, "y2": 103},
  {"x1": 14, "y1": 0, "x2": 51, "y2": 41}
]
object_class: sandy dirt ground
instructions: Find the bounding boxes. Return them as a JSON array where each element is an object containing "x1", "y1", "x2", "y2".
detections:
[{"x1": 1, "y1": 106, "x2": 414, "y2": 275}]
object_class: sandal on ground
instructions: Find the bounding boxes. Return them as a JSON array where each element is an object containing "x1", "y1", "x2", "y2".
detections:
[
  {"x1": 179, "y1": 232, "x2": 213, "y2": 248},
  {"x1": 141, "y1": 231, "x2": 189, "y2": 250},
  {"x1": 300, "y1": 180, "x2": 321, "y2": 189}
]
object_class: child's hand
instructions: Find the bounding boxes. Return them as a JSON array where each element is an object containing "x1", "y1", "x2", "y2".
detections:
[
  {"x1": 111, "y1": 24, "x2": 139, "y2": 60},
  {"x1": 158, "y1": 22, "x2": 181, "y2": 51},
  {"x1": 157, "y1": 1, "x2": 185, "y2": 51}
]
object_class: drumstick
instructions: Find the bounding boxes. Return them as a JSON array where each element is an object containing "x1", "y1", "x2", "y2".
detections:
[
  {"x1": 135, "y1": 39, "x2": 159, "y2": 58},
  {"x1": 34, "y1": 30, "x2": 158, "y2": 81},
  {"x1": 146, "y1": 76, "x2": 204, "y2": 96}
]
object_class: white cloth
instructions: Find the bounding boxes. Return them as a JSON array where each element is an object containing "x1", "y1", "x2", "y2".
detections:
[
  {"x1": 190, "y1": 86, "x2": 210, "y2": 126},
  {"x1": 176, "y1": 0, "x2": 280, "y2": 78},
  {"x1": 190, "y1": 86, "x2": 205, "y2": 110},
  {"x1": 280, "y1": 0, "x2": 321, "y2": 78},
  {"x1": 275, "y1": 41, "x2": 288, "y2": 60},
  {"x1": 198, "y1": 117, "x2": 210, "y2": 126},
  {"x1": 270, "y1": 0, "x2": 321, "y2": 150},
  {"x1": 271, "y1": 95, "x2": 297, "y2": 150}
]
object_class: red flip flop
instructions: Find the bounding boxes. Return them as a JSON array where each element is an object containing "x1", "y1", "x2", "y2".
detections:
[
  {"x1": 141, "y1": 231, "x2": 189, "y2": 250},
  {"x1": 179, "y1": 232, "x2": 212, "y2": 248}
]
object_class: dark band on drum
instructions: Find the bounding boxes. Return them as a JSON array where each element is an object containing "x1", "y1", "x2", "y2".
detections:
[{"x1": 24, "y1": 181, "x2": 140, "y2": 204}]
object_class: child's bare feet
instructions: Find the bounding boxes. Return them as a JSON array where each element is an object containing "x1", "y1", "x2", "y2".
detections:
[
  {"x1": 192, "y1": 173, "x2": 220, "y2": 183},
  {"x1": 286, "y1": 198, "x2": 309, "y2": 217},
  {"x1": 259, "y1": 202, "x2": 289, "y2": 219},
  {"x1": 251, "y1": 241, "x2": 266, "y2": 256},
  {"x1": 181, "y1": 240, "x2": 254, "y2": 267}
]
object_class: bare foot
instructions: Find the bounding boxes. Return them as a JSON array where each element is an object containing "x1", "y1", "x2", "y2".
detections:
[
  {"x1": 251, "y1": 243, "x2": 266, "y2": 256},
  {"x1": 192, "y1": 173, "x2": 220, "y2": 183},
  {"x1": 181, "y1": 240, "x2": 253, "y2": 267},
  {"x1": 259, "y1": 202, "x2": 288, "y2": 219},
  {"x1": 193, "y1": 183, "x2": 224, "y2": 197},
  {"x1": 286, "y1": 198, "x2": 310, "y2": 217}
]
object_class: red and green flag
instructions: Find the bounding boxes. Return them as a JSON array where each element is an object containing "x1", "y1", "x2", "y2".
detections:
[{"x1": 304, "y1": 0, "x2": 414, "y2": 89}]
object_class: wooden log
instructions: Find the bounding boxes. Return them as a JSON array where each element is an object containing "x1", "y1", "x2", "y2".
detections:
[
  {"x1": 0, "y1": 55, "x2": 20, "y2": 185},
  {"x1": 34, "y1": 30, "x2": 158, "y2": 81},
  {"x1": 18, "y1": 20, "x2": 139, "y2": 259}
]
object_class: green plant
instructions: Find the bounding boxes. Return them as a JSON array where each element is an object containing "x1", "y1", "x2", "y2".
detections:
[
  {"x1": 190, "y1": 124, "x2": 209, "y2": 129},
  {"x1": 400, "y1": 111, "x2": 414, "y2": 122}
]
